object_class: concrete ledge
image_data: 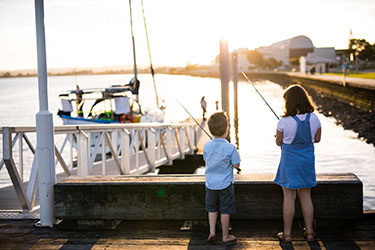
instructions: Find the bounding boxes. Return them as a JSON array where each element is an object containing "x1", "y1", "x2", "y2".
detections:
[{"x1": 55, "y1": 173, "x2": 363, "y2": 220}]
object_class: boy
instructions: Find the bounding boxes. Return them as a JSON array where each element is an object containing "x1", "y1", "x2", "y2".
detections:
[{"x1": 204, "y1": 112, "x2": 240, "y2": 243}]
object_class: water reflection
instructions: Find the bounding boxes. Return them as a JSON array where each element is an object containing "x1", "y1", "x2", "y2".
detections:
[{"x1": 0, "y1": 75, "x2": 374, "y2": 209}]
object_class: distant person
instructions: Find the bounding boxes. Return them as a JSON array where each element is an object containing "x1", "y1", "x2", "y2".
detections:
[
  {"x1": 305, "y1": 65, "x2": 310, "y2": 75},
  {"x1": 204, "y1": 112, "x2": 241, "y2": 243},
  {"x1": 200, "y1": 96, "x2": 207, "y2": 120},
  {"x1": 343, "y1": 62, "x2": 349, "y2": 77},
  {"x1": 75, "y1": 85, "x2": 84, "y2": 117},
  {"x1": 310, "y1": 65, "x2": 316, "y2": 75},
  {"x1": 215, "y1": 100, "x2": 219, "y2": 111},
  {"x1": 274, "y1": 84, "x2": 322, "y2": 243}
]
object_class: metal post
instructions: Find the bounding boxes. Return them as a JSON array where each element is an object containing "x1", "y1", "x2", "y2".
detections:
[
  {"x1": 34, "y1": 0, "x2": 56, "y2": 227},
  {"x1": 220, "y1": 38, "x2": 230, "y2": 141}
]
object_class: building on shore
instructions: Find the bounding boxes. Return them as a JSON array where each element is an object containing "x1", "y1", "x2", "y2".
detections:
[{"x1": 238, "y1": 35, "x2": 338, "y2": 73}]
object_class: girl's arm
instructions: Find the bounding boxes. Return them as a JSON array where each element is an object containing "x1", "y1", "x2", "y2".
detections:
[
  {"x1": 275, "y1": 129, "x2": 283, "y2": 146},
  {"x1": 314, "y1": 127, "x2": 322, "y2": 143}
]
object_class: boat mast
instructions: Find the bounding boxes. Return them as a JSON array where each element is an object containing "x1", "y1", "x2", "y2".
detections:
[
  {"x1": 129, "y1": 0, "x2": 137, "y2": 81},
  {"x1": 141, "y1": 0, "x2": 159, "y2": 107}
]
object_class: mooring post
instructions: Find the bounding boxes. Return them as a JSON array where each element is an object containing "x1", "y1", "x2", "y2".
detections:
[
  {"x1": 220, "y1": 38, "x2": 230, "y2": 141},
  {"x1": 34, "y1": 0, "x2": 56, "y2": 227},
  {"x1": 232, "y1": 50, "x2": 239, "y2": 148}
]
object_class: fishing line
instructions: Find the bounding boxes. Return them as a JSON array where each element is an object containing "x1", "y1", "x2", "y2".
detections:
[
  {"x1": 155, "y1": 82, "x2": 212, "y2": 139},
  {"x1": 240, "y1": 69, "x2": 280, "y2": 120},
  {"x1": 173, "y1": 97, "x2": 213, "y2": 140}
]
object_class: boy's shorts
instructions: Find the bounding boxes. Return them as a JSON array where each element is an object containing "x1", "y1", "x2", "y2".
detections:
[{"x1": 205, "y1": 183, "x2": 236, "y2": 214}]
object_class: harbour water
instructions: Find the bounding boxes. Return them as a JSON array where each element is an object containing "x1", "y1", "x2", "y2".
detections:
[{"x1": 0, "y1": 74, "x2": 374, "y2": 209}]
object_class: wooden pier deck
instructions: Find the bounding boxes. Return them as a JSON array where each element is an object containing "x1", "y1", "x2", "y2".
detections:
[{"x1": 1, "y1": 216, "x2": 375, "y2": 249}]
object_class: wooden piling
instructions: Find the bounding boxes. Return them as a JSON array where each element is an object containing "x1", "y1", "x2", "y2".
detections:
[{"x1": 220, "y1": 38, "x2": 230, "y2": 141}]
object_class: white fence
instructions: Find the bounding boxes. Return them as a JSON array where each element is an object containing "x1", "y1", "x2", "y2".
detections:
[{"x1": 0, "y1": 123, "x2": 197, "y2": 212}]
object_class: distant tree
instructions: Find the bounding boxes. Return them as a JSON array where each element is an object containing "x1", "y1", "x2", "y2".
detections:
[
  {"x1": 348, "y1": 38, "x2": 375, "y2": 61},
  {"x1": 359, "y1": 43, "x2": 375, "y2": 61},
  {"x1": 264, "y1": 57, "x2": 283, "y2": 69},
  {"x1": 185, "y1": 63, "x2": 199, "y2": 71},
  {"x1": 290, "y1": 58, "x2": 300, "y2": 66},
  {"x1": 246, "y1": 50, "x2": 264, "y2": 67},
  {"x1": 2, "y1": 71, "x2": 11, "y2": 77}
]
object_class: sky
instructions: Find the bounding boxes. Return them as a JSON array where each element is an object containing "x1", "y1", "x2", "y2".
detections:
[{"x1": 0, "y1": 0, "x2": 375, "y2": 71}]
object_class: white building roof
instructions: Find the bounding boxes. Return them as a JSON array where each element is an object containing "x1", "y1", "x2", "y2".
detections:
[{"x1": 270, "y1": 35, "x2": 314, "y2": 49}]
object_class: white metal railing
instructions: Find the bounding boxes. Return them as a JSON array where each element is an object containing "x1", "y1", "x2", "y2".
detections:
[{"x1": 0, "y1": 123, "x2": 197, "y2": 212}]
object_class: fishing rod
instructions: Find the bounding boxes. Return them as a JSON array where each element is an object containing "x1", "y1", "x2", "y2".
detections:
[
  {"x1": 240, "y1": 69, "x2": 280, "y2": 120},
  {"x1": 173, "y1": 97, "x2": 212, "y2": 140}
]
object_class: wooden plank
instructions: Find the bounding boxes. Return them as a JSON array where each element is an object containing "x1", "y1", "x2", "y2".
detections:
[{"x1": 1, "y1": 218, "x2": 375, "y2": 249}]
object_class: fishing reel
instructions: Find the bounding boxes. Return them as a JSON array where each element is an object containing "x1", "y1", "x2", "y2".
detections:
[{"x1": 236, "y1": 168, "x2": 242, "y2": 175}]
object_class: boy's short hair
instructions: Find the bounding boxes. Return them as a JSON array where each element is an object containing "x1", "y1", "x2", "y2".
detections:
[{"x1": 208, "y1": 112, "x2": 228, "y2": 137}]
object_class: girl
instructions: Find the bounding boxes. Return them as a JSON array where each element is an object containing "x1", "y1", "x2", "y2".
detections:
[{"x1": 274, "y1": 84, "x2": 322, "y2": 243}]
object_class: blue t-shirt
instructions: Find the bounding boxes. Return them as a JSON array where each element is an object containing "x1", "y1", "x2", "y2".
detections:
[{"x1": 203, "y1": 138, "x2": 241, "y2": 190}]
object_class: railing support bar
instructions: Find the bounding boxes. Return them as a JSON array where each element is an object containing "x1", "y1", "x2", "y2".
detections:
[
  {"x1": 2, "y1": 127, "x2": 31, "y2": 211},
  {"x1": 104, "y1": 132, "x2": 124, "y2": 175}
]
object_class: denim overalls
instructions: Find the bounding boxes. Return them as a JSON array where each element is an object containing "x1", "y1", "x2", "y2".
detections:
[{"x1": 274, "y1": 113, "x2": 316, "y2": 189}]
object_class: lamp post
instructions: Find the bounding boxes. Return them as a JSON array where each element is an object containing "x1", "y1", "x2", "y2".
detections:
[{"x1": 34, "y1": 0, "x2": 56, "y2": 227}]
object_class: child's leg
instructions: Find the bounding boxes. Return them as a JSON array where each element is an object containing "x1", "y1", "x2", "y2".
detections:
[
  {"x1": 282, "y1": 187, "x2": 297, "y2": 236},
  {"x1": 208, "y1": 212, "x2": 217, "y2": 240},
  {"x1": 221, "y1": 214, "x2": 235, "y2": 242},
  {"x1": 221, "y1": 214, "x2": 235, "y2": 241},
  {"x1": 218, "y1": 184, "x2": 236, "y2": 242},
  {"x1": 297, "y1": 188, "x2": 314, "y2": 233}
]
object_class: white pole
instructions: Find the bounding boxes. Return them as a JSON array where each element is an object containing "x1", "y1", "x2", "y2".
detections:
[{"x1": 34, "y1": 0, "x2": 56, "y2": 227}]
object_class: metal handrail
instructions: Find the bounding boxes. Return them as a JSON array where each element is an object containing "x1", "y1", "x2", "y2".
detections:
[{"x1": 1, "y1": 123, "x2": 197, "y2": 212}]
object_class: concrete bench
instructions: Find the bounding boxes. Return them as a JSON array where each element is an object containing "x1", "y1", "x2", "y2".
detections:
[{"x1": 55, "y1": 173, "x2": 363, "y2": 220}]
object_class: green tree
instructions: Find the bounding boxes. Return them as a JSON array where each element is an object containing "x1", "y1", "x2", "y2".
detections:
[
  {"x1": 358, "y1": 43, "x2": 375, "y2": 61},
  {"x1": 246, "y1": 50, "x2": 264, "y2": 67},
  {"x1": 290, "y1": 58, "x2": 300, "y2": 66},
  {"x1": 348, "y1": 38, "x2": 375, "y2": 62},
  {"x1": 265, "y1": 57, "x2": 283, "y2": 69}
]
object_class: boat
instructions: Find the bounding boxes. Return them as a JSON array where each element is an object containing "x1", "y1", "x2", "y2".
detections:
[
  {"x1": 57, "y1": 82, "x2": 165, "y2": 125},
  {"x1": 57, "y1": 0, "x2": 163, "y2": 125}
]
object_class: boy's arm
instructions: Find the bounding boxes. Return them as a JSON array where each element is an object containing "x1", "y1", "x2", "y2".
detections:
[{"x1": 232, "y1": 163, "x2": 240, "y2": 169}]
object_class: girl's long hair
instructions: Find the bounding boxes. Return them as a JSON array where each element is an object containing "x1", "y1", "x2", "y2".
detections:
[{"x1": 282, "y1": 84, "x2": 316, "y2": 117}]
